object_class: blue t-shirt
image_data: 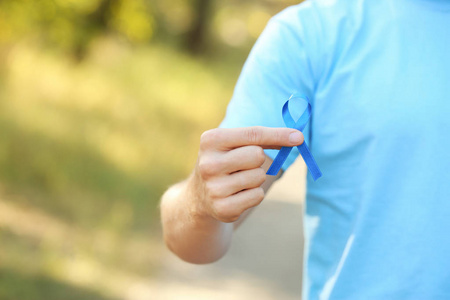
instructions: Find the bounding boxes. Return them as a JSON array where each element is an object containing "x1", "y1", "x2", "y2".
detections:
[{"x1": 220, "y1": 0, "x2": 450, "y2": 299}]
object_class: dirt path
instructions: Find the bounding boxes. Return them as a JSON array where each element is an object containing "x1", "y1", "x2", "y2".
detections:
[{"x1": 154, "y1": 161, "x2": 307, "y2": 300}]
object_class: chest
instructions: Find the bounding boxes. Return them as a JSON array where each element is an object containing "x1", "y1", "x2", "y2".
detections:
[{"x1": 310, "y1": 21, "x2": 450, "y2": 155}]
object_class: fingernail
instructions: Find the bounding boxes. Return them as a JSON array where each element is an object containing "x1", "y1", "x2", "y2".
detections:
[{"x1": 289, "y1": 132, "x2": 302, "y2": 144}]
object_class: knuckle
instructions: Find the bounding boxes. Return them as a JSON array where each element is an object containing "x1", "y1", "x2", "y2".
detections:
[
  {"x1": 200, "y1": 129, "x2": 221, "y2": 150},
  {"x1": 253, "y1": 187, "x2": 265, "y2": 203},
  {"x1": 199, "y1": 131, "x2": 211, "y2": 150},
  {"x1": 205, "y1": 181, "x2": 221, "y2": 199},
  {"x1": 255, "y1": 168, "x2": 267, "y2": 184},
  {"x1": 198, "y1": 157, "x2": 221, "y2": 178},
  {"x1": 246, "y1": 127, "x2": 262, "y2": 144},
  {"x1": 197, "y1": 159, "x2": 211, "y2": 178},
  {"x1": 254, "y1": 147, "x2": 266, "y2": 165},
  {"x1": 213, "y1": 201, "x2": 239, "y2": 223},
  {"x1": 213, "y1": 202, "x2": 228, "y2": 218}
]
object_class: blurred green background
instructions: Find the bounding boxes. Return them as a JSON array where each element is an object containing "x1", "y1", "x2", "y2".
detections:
[{"x1": 0, "y1": 0, "x2": 299, "y2": 299}]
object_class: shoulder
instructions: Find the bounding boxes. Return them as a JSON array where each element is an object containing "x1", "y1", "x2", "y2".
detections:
[
  {"x1": 271, "y1": 0, "x2": 369, "y2": 34},
  {"x1": 264, "y1": 0, "x2": 382, "y2": 81},
  {"x1": 256, "y1": 0, "x2": 360, "y2": 84}
]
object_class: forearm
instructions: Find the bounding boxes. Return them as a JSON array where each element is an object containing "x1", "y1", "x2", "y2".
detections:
[{"x1": 160, "y1": 175, "x2": 233, "y2": 264}]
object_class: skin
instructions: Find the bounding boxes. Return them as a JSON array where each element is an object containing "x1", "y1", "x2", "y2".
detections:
[{"x1": 160, "y1": 126, "x2": 304, "y2": 264}]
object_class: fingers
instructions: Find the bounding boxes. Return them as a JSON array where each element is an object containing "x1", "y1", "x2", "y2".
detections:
[
  {"x1": 212, "y1": 187, "x2": 265, "y2": 223},
  {"x1": 198, "y1": 145, "x2": 267, "y2": 177},
  {"x1": 205, "y1": 168, "x2": 267, "y2": 199},
  {"x1": 195, "y1": 126, "x2": 297, "y2": 223},
  {"x1": 222, "y1": 146, "x2": 267, "y2": 174},
  {"x1": 201, "y1": 167, "x2": 267, "y2": 223},
  {"x1": 201, "y1": 126, "x2": 304, "y2": 151},
  {"x1": 198, "y1": 146, "x2": 269, "y2": 176}
]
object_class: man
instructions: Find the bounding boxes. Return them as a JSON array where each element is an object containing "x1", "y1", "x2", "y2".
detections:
[{"x1": 161, "y1": 0, "x2": 450, "y2": 299}]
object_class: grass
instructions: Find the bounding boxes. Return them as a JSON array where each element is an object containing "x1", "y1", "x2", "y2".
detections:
[{"x1": 0, "y1": 38, "x2": 247, "y2": 299}]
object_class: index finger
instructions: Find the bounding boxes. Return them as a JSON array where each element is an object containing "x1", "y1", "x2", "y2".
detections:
[{"x1": 213, "y1": 126, "x2": 304, "y2": 150}]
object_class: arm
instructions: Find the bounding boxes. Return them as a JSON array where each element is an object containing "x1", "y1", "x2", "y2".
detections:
[{"x1": 160, "y1": 126, "x2": 303, "y2": 264}]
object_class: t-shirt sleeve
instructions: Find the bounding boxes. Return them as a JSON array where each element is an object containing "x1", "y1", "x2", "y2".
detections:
[{"x1": 219, "y1": 4, "x2": 319, "y2": 170}]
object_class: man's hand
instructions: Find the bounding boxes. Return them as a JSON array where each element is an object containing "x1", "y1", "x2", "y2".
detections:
[
  {"x1": 161, "y1": 126, "x2": 304, "y2": 264},
  {"x1": 190, "y1": 126, "x2": 304, "y2": 223}
]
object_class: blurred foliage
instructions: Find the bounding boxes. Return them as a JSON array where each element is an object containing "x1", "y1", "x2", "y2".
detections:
[
  {"x1": 0, "y1": 38, "x2": 246, "y2": 299},
  {"x1": 0, "y1": 0, "x2": 299, "y2": 57},
  {"x1": 0, "y1": 0, "x2": 301, "y2": 298},
  {"x1": 0, "y1": 0, "x2": 154, "y2": 59},
  {"x1": 0, "y1": 39, "x2": 242, "y2": 232}
]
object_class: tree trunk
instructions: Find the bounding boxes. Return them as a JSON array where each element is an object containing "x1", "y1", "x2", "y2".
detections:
[{"x1": 186, "y1": 0, "x2": 212, "y2": 54}]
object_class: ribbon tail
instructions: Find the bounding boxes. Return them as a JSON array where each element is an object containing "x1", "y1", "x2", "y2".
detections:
[
  {"x1": 297, "y1": 142, "x2": 322, "y2": 181},
  {"x1": 266, "y1": 146, "x2": 293, "y2": 176}
]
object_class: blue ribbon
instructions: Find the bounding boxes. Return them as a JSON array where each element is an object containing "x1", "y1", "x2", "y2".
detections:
[{"x1": 267, "y1": 94, "x2": 322, "y2": 181}]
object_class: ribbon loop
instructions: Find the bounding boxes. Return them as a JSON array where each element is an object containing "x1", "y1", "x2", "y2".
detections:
[{"x1": 267, "y1": 94, "x2": 322, "y2": 181}]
